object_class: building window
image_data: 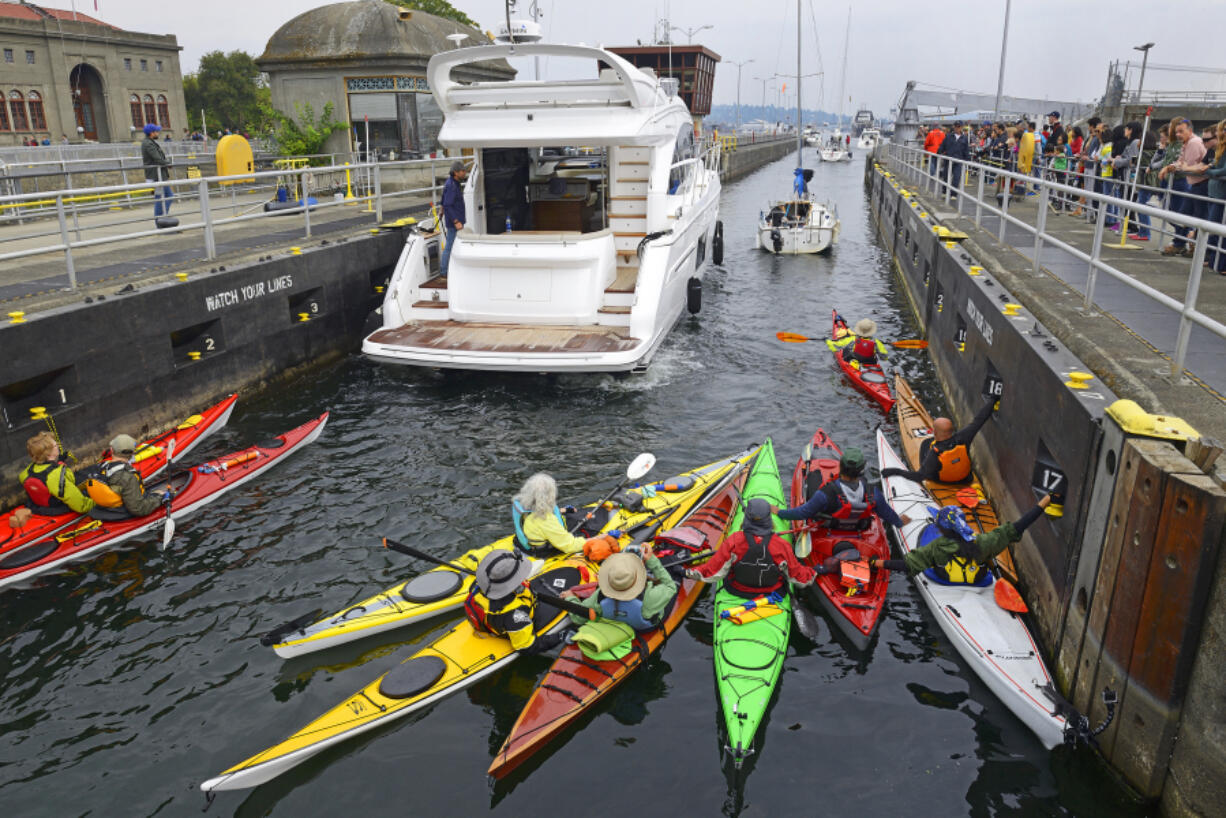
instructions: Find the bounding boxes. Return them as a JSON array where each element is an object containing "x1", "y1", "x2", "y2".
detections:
[
  {"x1": 156, "y1": 94, "x2": 170, "y2": 128},
  {"x1": 124, "y1": 57, "x2": 131, "y2": 70},
  {"x1": 27, "y1": 90, "x2": 45, "y2": 130},
  {"x1": 156, "y1": 60, "x2": 163, "y2": 72},
  {"x1": 25, "y1": 50, "x2": 34, "y2": 65},
  {"x1": 130, "y1": 94, "x2": 142, "y2": 129},
  {"x1": 143, "y1": 93, "x2": 156, "y2": 124},
  {"x1": 140, "y1": 59, "x2": 147, "y2": 71},
  {"x1": 0, "y1": 99, "x2": 8, "y2": 131},
  {"x1": 9, "y1": 91, "x2": 28, "y2": 131},
  {"x1": 3, "y1": 49, "x2": 11, "y2": 63}
]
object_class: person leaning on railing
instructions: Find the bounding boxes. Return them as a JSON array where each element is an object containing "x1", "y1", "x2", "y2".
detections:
[
  {"x1": 1160, "y1": 117, "x2": 1208, "y2": 257},
  {"x1": 1184, "y1": 119, "x2": 1226, "y2": 275}
]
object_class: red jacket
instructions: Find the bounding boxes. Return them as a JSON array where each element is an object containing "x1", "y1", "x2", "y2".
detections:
[
  {"x1": 924, "y1": 129, "x2": 945, "y2": 154},
  {"x1": 694, "y1": 530, "x2": 816, "y2": 590}
]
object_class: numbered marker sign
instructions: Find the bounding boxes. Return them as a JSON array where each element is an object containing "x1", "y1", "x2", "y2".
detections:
[
  {"x1": 1032, "y1": 461, "x2": 1067, "y2": 500},
  {"x1": 982, "y1": 373, "x2": 1004, "y2": 401}
]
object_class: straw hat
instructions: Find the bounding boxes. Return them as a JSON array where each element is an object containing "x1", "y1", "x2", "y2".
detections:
[
  {"x1": 598, "y1": 552, "x2": 647, "y2": 601},
  {"x1": 475, "y1": 549, "x2": 534, "y2": 598},
  {"x1": 854, "y1": 318, "x2": 878, "y2": 337}
]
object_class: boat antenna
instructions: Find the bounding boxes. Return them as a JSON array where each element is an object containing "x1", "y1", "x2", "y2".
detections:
[{"x1": 505, "y1": 0, "x2": 515, "y2": 53}]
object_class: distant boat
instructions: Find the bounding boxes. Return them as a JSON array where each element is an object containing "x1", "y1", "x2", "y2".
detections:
[
  {"x1": 856, "y1": 127, "x2": 880, "y2": 150},
  {"x1": 853, "y1": 107, "x2": 874, "y2": 133}
]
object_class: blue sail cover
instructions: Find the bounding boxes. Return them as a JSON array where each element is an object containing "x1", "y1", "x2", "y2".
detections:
[{"x1": 793, "y1": 167, "x2": 808, "y2": 197}]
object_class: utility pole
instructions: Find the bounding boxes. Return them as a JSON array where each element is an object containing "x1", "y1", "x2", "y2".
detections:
[
  {"x1": 728, "y1": 59, "x2": 754, "y2": 130},
  {"x1": 992, "y1": 0, "x2": 1011, "y2": 120}
]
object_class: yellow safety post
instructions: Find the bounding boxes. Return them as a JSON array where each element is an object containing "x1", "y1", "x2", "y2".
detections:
[
  {"x1": 29, "y1": 406, "x2": 47, "y2": 419},
  {"x1": 8, "y1": 311, "x2": 25, "y2": 323},
  {"x1": 176, "y1": 272, "x2": 188, "y2": 282},
  {"x1": 290, "y1": 247, "x2": 302, "y2": 255},
  {"x1": 1065, "y1": 371, "x2": 1094, "y2": 389},
  {"x1": 1002, "y1": 303, "x2": 1022, "y2": 316},
  {"x1": 344, "y1": 163, "x2": 358, "y2": 205},
  {"x1": 297, "y1": 313, "x2": 310, "y2": 322},
  {"x1": 968, "y1": 265, "x2": 984, "y2": 276},
  {"x1": 188, "y1": 351, "x2": 202, "y2": 361}
]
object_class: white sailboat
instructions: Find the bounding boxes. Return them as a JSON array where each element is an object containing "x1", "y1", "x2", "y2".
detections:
[
  {"x1": 819, "y1": 7, "x2": 852, "y2": 163},
  {"x1": 757, "y1": 1, "x2": 839, "y2": 254}
]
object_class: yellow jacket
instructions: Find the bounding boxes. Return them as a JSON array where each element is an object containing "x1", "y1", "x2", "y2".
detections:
[
  {"x1": 522, "y1": 512, "x2": 586, "y2": 554},
  {"x1": 1019, "y1": 132, "x2": 1036, "y2": 174}
]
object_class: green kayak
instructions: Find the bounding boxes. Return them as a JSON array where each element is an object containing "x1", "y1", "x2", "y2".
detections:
[{"x1": 713, "y1": 436, "x2": 793, "y2": 768}]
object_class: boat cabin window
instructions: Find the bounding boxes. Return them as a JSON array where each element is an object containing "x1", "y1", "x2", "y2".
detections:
[
  {"x1": 768, "y1": 201, "x2": 812, "y2": 225},
  {"x1": 478, "y1": 146, "x2": 608, "y2": 234},
  {"x1": 668, "y1": 125, "x2": 696, "y2": 195}
]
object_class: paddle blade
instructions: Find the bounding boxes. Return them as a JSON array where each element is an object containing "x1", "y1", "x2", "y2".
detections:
[
  {"x1": 792, "y1": 601, "x2": 822, "y2": 641},
  {"x1": 776, "y1": 331, "x2": 812, "y2": 344},
  {"x1": 994, "y1": 578, "x2": 1028, "y2": 613},
  {"x1": 161, "y1": 516, "x2": 175, "y2": 551},
  {"x1": 626, "y1": 452, "x2": 656, "y2": 481},
  {"x1": 956, "y1": 487, "x2": 982, "y2": 508},
  {"x1": 165, "y1": 438, "x2": 177, "y2": 464},
  {"x1": 890, "y1": 340, "x2": 929, "y2": 349}
]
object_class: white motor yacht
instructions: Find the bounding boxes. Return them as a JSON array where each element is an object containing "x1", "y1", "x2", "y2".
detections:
[
  {"x1": 362, "y1": 42, "x2": 722, "y2": 373},
  {"x1": 856, "y1": 127, "x2": 880, "y2": 151}
]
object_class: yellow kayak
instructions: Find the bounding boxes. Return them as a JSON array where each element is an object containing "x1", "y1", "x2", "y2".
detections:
[{"x1": 269, "y1": 451, "x2": 751, "y2": 658}]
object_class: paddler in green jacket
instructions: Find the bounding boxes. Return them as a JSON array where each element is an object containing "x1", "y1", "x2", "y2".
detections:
[
  {"x1": 870, "y1": 494, "x2": 1051, "y2": 583},
  {"x1": 80, "y1": 435, "x2": 167, "y2": 518},
  {"x1": 562, "y1": 545, "x2": 677, "y2": 631},
  {"x1": 19, "y1": 431, "x2": 94, "y2": 514}
]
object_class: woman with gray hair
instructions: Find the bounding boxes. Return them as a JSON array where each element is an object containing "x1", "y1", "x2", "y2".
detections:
[{"x1": 512, "y1": 473, "x2": 620, "y2": 559}]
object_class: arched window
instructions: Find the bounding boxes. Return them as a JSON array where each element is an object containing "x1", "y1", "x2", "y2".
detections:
[
  {"x1": 142, "y1": 93, "x2": 156, "y2": 125},
  {"x1": 27, "y1": 90, "x2": 45, "y2": 131},
  {"x1": 130, "y1": 93, "x2": 142, "y2": 129},
  {"x1": 9, "y1": 90, "x2": 28, "y2": 131},
  {"x1": 156, "y1": 94, "x2": 170, "y2": 128},
  {"x1": 0, "y1": 94, "x2": 9, "y2": 131}
]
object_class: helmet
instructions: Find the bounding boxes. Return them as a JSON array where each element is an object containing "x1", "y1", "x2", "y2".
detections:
[
  {"x1": 932, "y1": 505, "x2": 975, "y2": 541},
  {"x1": 839, "y1": 448, "x2": 866, "y2": 478}
]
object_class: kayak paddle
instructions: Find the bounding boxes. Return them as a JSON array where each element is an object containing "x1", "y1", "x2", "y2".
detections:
[
  {"x1": 160, "y1": 439, "x2": 176, "y2": 551},
  {"x1": 568, "y1": 452, "x2": 656, "y2": 535},
  {"x1": 792, "y1": 600, "x2": 822, "y2": 641},
  {"x1": 383, "y1": 537, "x2": 476, "y2": 575},
  {"x1": 775, "y1": 331, "x2": 928, "y2": 349}
]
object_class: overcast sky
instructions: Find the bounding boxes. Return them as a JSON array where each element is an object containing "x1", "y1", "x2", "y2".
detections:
[{"x1": 70, "y1": 0, "x2": 1226, "y2": 115}]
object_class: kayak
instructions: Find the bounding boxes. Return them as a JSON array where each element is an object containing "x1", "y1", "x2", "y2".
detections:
[
  {"x1": 790, "y1": 428, "x2": 890, "y2": 650},
  {"x1": 269, "y1": 451, "x2": 752, "y2": 658},
  {"x1": 202, "y1": 556, "x2": 598, "y2": 793},
  {"x1": 876, "y1": 429, "x2": 1067, "y2": 749},
  {"x1": 894, "y1": 374, "x2": 1015, "y2": 582},
  {"x1": 0, "y1": 412, "x2": 326, "y2": 591},
  {"x1": 713, "y1": 437, "x2": 792, "y2": 768},
  {"x1": 487, "y1": 446, "x2": 756, "y2": 778},
  {"x1": 0, "y1": 393, "x2": 238, "y2": 560},
  {"x1": 828, "y1": 310, "x2": 894, "y2": 412}
]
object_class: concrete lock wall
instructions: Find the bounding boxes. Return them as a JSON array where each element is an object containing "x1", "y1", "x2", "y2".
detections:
[
  {"x1": 720, "y1": 139, "x2": 795, "y2": 184},
  {"x1": 867, "y1": 160, "x2": 1226, "y2": 814},
  {"x1": 0, "y1": 230, "x2": 404, "y2": 500}
]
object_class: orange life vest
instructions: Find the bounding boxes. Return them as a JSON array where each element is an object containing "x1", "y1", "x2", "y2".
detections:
[
  {"x1": 79, "y1": 460, "x2": 134, "y2": 508},
  {"x1": 934, "y1": 442, "x2": 972, "y2": 482}
]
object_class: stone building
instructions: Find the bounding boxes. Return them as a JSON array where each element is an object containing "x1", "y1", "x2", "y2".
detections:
[
  {"x1": 257, "y1": 0, "x2": 514, "y2": 158},
  {"x1": 0, "y1": 0, "x2": 187, "y2": 145}
]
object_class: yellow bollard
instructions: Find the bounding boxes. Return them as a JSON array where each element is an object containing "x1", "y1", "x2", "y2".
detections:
[
  {"x1": 188, "y1": 351, "x2": 202, "y2": 361},
  {"x1": 1002, "y1": 303, "x2": 1022, "y2": 316},
  {"x1": 290, "y1": 246, "x2": 302, "y2": 255},
  {"x1": 29, "y1": 406, "x2": 47, "y2": 419},
  {"x1": 968, "y1": 265, "x2": 984, "y2": 276},
  {"x1": 8, "y1": 311, "x2": 25, "y2": 323},
  {"x1": 176, "y1": 272, "x2": 188, "y2": 282},
  {"x1": 297, "y1": 313, "x2": 310, "y2": 322},
  {"x1": 1065, "y1": 371, "x2": 1094, "y2": 390},
  {"x1": 344, "y1": 163, "x2": 357, "y2": 205}
]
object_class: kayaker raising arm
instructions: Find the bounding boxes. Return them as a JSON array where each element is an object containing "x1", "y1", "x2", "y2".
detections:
[
  {"x1": 464, "y1": 548, "x2": 566, "y2": 654},
  {"x1": 80, "y1": 435, "x2": 166, "y2": 518},
  {"x1": 881, "y1": 397, "x2": 997, "y2": 484},
  {"x1": 19, "y1": 431, "x2": 94, "y2": 514},
  {"x1": 830, "y1": 318, "x2": 890, "y2": 367},
  {"x1": 512, "y1": 473, "x2": 621, "y2": 560},
  {"x1": 562, "y1": 547, "x2": 676, "y2": 631},
  {"x1": 870, "y1": 495, "x2": 1051, "y2": 583},
  {"x1": 773, "y1": 447, "x2": 912, "y2": 530},
  {"x1": 686, "y1": 499, "x2": 830, "y2": 599}
]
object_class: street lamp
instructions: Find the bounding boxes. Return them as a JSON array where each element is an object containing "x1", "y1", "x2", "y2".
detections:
[
  {"x1": 1133, "y1": 42, "x2": 1155, "y2": 105},
  {"x1": 671, "y1": 24, "x2": 712, "y2": 44},
  {"x1": 727, "y1": 59, "x2": 754, "y2": 131},
  {"x1": 753, "y1": 75, "x2": 771, "y2": 111}
]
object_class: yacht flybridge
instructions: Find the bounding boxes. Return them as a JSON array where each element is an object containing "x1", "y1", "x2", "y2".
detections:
[{"x1": 361, "y1": 43, "x2": 723, "y2": 373}]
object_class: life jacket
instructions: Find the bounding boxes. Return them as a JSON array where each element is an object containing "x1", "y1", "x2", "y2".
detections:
[
  {"x1": 932, "y1": 440, "x2": 972, "y2": 483},
  {"x1": 20, "y1": 461, "x2": 71, "y2": 514},
  {"x1": 464, "y1": 585, "x2": 536, "y2": 640},
  {"x1": 819, "y1": 478, "x2": 875, "y2": 531},
  {"x1": 1100, "y1": 143, "x2": 1114, "y2": 178},
  {"x1": 80, "y1": 460, "x2": 135, "y2": 509},
  {"x1": 852, "y1": 337, "x2": 878, "y2": 362},
  {"x1": 511, "y1": 500, "x2": 566, "y2": 555},
  {"x1": 730, "y1": 531, "x2": 784, "y2": 592},
  {"x1": 599, "y1": 594, "x2": 657, "y2": 631}
]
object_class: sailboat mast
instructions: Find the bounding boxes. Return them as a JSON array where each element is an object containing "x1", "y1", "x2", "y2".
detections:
[
  {"x1": 837, "y1": 5, "x2": 850, "y2": 130},
  {"x1": 796, "y1": 0, "x2": 802, "y2": 167}
]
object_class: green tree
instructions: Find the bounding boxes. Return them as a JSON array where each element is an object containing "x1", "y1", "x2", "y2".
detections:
[
  {"x1": 183, "y1": 50, "x2": 272, "y2": 135},
  {"x1": 269, "y1": 102, "x2": 349, "y2": 163},
  {"x1": 384, "y1": 0, "x2": 477, "y2": 27}
]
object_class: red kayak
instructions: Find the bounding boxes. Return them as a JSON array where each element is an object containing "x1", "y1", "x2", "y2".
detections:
[
  {"x1": 790, "y1": 428, "x2": 890, "y2": 651},
  {"x1": 487, "y1": 454, "x2": 751, "y2": 779},
  {"x1": 0, "y1": 393, "x2": 238, "y2": 557},
  {"x1": 0, "y1": 411, "x2": 327, "y2": 591},
  {"x1": 828, "y1": 310, "x2": 894, "y2": 412}
]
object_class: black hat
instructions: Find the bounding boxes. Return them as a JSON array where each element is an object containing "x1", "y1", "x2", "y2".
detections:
[
  {"x1": 1048, "y1": 110, "x2": 1061, "y2": 119},
  {"x1": 743, "y1": 498, "x2": 774, "y2": 533}
]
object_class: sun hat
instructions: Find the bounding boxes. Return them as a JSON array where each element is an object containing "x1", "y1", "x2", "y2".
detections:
[
  {"x1": 109, "y1": 434, "x2": 137, "y2": 456},
  {"x1": 475, "y1": 549, "x2": 534, "y2": 598},
  {"x1": 598, "y1": 552, "x2": 647, "y2": 601},
  {"x1": 853, "y1": 318, "x2": 878, "y2": 337}
]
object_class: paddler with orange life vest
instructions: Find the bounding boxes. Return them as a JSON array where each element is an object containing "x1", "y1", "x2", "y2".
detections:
[
  {"x1": 868, "y1": 495, "x2": 1051, "y2": 584},
  {"x1": 829, "y1": 318, "x2": 890, "y2": 368},
  {"x1": 512, "y1": 473, "x2": 621, "y2": 561},
  {"x1": 464, "y1": 548, "x2": 568, "y2": 654},
  {"x1": 19, "y1": 431, "x2": 94, "y2": 514},
  {"x1": 880, "y1": 397, "x2": 997, "y2": 484},
  {"x1": 685, "y1": 499, "x2": 833, "y2": 599},
  {"x1": 772, "y1": 447, "x2": 912, "y2": 533},
  {"x1": 80, "y1": 434, "x2": 167, "y2": 518},
  {"x1": 562, "y1": 544, "x2": 676, "y2": 631}
]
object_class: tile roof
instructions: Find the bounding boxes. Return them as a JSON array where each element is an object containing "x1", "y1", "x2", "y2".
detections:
[{"x1": 0, "y1": 3, "x2": 121, "y2": 30}]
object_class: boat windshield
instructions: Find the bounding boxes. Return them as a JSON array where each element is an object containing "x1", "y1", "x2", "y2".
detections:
[{"x1": 477, "y1": 146, "x2": 609, "y2": 235}]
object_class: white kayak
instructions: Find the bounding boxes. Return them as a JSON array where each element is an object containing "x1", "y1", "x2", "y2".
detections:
[{"x1": 875, "y1": 429, "x2": 1067, "y2": 750}]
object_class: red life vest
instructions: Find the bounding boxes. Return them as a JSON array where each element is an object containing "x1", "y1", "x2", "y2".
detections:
[
  {"x1": 820, "y1": 478, "x2": 876, "y2": 531},
  {"x1": 853, "y1": 338, "x2": 877, "y2": 360}
]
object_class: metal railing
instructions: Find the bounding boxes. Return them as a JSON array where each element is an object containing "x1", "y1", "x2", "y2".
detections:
[
  {"x1": 0, "y1": 155, "x2": 449, "y2": 291},
  {"x1": 882, "y1": 143, "x2": 1226, "y2": 380}
]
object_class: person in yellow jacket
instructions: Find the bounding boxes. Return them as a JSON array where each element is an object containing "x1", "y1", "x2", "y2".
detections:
[
  {"x1": 828, "y1": 317, "x2": 890, "y2": 367},
  {"x1": 1018, "y1": 121, "x2": 1036, "y2": 177},
  {"x1": 463, "y1": 548, "x2": 566, "y2": 653},
  {"x1": 19, "y1": 431, "x2": 94, "y2": 514},
  {"x1": 512, "y1": 473, "x2": 620, "y2": 560}
]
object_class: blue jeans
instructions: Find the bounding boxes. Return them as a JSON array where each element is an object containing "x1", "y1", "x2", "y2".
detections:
[
  {"x1": 1206, "y1": 200, "x2": 1225, "y2": 271},
  {"x1": 441, "y1": 223, "x2": 457, "y2": 276},
  {"x1": 1173, "y1": 180, "x2": 1208, "y2": 248},
  {"x1": 153, "y1": 185, "x2": 173, "y2": 218}
]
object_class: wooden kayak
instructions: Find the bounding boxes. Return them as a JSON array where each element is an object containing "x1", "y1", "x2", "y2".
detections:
[
  {"x1": 828, "y1": 310, "x2": 894, "y2": 412},
  {"x1": 790, "y1": 428, "x2": 890, "y2": 650}
]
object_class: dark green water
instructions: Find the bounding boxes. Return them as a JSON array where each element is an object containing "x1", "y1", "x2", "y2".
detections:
[{"x1": 0, "y1": 154, "x2": 1147, "y2": 817}]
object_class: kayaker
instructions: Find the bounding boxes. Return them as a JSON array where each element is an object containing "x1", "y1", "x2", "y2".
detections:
[
  {"x1": 830, "y1": 318, "x2": 890, "y2": 367},
  {"x1": 685, "y1": 498, "x2": 828, "y2": 599},
  {"x1": 880, "y1": 397, "x2": 996, "y2": 484},
  {"x1": 868, "y1": 495, "x2": 1051, "y2": 583},
  {"x1": 562, "y1": 546, "x2": 676, "y2": 631},
  {"x1": 19, "y1": 431, "x2": 94, "y2": 514},
  {"x1": 773, "y1": 448, "x2": 912, "y2": 531},
  {"x1": 80, "y1": 435, "x2": 166, "y2": 518},
  {"x1": 464, "y1": 548, "x2": 567, "y2": 653},
  {"x1": 511, "y1": 473, "x2": 621, "y2": 560}
]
